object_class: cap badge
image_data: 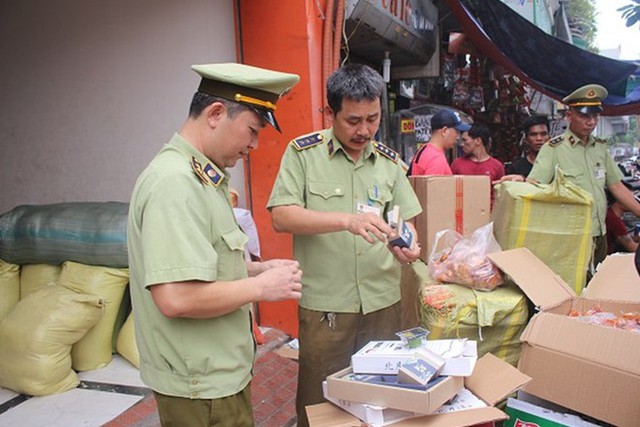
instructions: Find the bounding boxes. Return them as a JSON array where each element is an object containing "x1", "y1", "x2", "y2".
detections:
[{"x1": 587, "y1": 89, "x2": 596, "y2": 98}]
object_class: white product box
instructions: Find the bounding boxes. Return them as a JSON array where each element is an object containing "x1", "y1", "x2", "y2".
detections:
[{"x1": 352, "y1": 339, "x2": 477, "y2": 376}]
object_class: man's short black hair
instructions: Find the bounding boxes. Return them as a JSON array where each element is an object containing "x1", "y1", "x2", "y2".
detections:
[
  {"x1": 467, "y1": 123, "x2": 491, "y2": 149},
  {"x1": 521, "y1": 115, "x2": 549, "y2": 136},
  {"x1": 188, "y1": 92, "x2": 252, "y2": 119},
  {"x1": 326, "y1": 64, "x2": 385, "y2": 114}
]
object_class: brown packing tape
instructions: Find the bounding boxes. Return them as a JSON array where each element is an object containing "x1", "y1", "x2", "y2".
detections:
[{"x1": 455, "y1": 176, "x2": 464, "y2": 234}]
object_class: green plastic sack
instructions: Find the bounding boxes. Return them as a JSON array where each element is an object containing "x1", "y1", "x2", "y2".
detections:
[
  {"x1": 0, "y1": 202, "x2": 129, "y2": 267},
  {"x1": 421, "y1": 281, "x2": 528, "y2": 366},
  {"x1": 492, "y1": 171, "x2": 592, "y2": 294},
  {"x1": 19, "y1": 263, "x2": 62, "y2": 299},
  {"x1": 0, "y1": 285, "x2": 103, "y2": 396},
  {"x1": 60, "y1": 261, "x2": 129, "y2": 371},
  {"x1": 0, "y1": 259, "x2": 20, "y2": 322}
]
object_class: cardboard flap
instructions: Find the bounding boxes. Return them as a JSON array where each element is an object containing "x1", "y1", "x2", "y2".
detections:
[
  {"x1": 583, "y1": 253, "x2": 640, "y2": 302},
  {"x1": 489, "y1": 248, "x2": 575, "y2": 310},
  {"x1": 306, "y1": 402, "x2": 362, "y2": 427},
  {"x1": 390, "y1": 407, "x2": 507, "y2": 427},
  {"x1": 307, "y1": 402, "x2": 508, "y2": 427},
  {"x1": 519, "y1": 311, "x2": 640, "y2": 375},
  {"x1": 465, "y1": 353, "x2": 531, "y2": 405}
]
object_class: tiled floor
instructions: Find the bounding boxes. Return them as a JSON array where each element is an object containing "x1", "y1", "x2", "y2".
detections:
[
  {"x1": 0, "y1": 356, "x2": 147, "y2": 427},
  {"x1": 0, "y1": 328, "x2": 299, "y2": 427}
]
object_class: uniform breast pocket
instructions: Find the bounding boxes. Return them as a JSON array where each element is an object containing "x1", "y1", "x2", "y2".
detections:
[
  {"x1": 367, "y1": 185, "x2": 392, "y2": 208},
  {"x1": 217, "y1": 228, "x2": 249, "y2": 280},
  {"x1": 308, "y1": 181, "x2": 345, "y2": 211},
  {"x1": 562, "y1": 168, "x2": 586, "y2": 183}
]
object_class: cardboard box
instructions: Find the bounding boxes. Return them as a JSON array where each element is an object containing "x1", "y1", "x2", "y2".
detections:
[
  {"x1": 397, "y1": 347, "x2": 445, "y2": 385},
  {"x1": 311, "y1": 353, "x2": 531, "y2": 427},
  {"x1": 489, "y1": 248, "x2": 640, "y2": 427},
  {"x1": 409, "y1": 176, "x2": 491, "y2": 260},
  {"x1": 352, "y1": 339, "x2": 477, "y2": 376},
  {"x1": 504, "y1": 397, "x2": 602, "y2": 427},
  {"x1": 323, "y1": 383, "x2": 486, "y2": 427},
  {"x1": 326, "y1": 368, "x2": 463, "y2": 415}
]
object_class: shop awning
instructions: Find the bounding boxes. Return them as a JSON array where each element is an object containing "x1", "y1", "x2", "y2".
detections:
[{"x1": 445, "y1": 0, "x2": 640, "y2": 116}]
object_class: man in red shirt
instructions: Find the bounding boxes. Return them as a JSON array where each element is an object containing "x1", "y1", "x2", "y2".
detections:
[
  {"x1": 408, "y1": 109, "x2": 470, "y2": 175},
  {"x1": 451, "y1": 123, "x2": 505, "y2": 207},
  {"x1": 605, "y1": 190, "x2": 639, "y2": 254},
  {"x1": 451, "y1": 123, "x2": 505, "y2": 181}
]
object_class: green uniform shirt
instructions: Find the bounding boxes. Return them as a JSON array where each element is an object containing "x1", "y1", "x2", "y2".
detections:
[
  {"x1": 528, "y1": 129, "x2": 623, "y2": 237},
  {"x1": 267, "y1": 129, "x2": 422, "y2": 314},
  {"x1": 128, "y1": 133, "x2": 253, "y2": 399}
]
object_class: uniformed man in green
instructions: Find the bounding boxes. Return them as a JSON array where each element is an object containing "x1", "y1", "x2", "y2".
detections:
[
  {"x1": 128, "y1": 63, "x2": 303, "y2": 427},
  {"x1": 267, "y1": 64, "x2": 422, "y2": 426},
  {"x1": 528, "y1": 83, "x2": 640, "y2": 271}
]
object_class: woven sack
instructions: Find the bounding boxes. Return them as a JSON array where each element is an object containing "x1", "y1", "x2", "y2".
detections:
[{"x1": 0, "y1": 285, "x2": 103, "y2": 396}]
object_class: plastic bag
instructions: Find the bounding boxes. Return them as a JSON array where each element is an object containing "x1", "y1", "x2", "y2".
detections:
[{"x1": 428, "y1": 223, "x2": 504, "y2": 291}]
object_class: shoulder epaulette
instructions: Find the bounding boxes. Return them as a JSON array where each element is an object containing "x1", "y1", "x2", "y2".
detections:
[
  {"x1": 595, "y1": 137, "x2": 607, "y2": 144},
  {"x1": 292, "y1": 132, "x2": 324, "y2": 150},
  {"x1": 548, "y1": 135, "x2": 563, "y2": 147},
  {"x1": 373, "y1": 142, "x2": 398, "y2": 163}
]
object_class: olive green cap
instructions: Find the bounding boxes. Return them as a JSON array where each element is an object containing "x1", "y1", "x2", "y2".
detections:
[
  {"x1": 562, "y1": 84, "x2": 608, "y2": 114},
  {"x1": 191, "y1": 63, "x2": 300, "y2": 132}
]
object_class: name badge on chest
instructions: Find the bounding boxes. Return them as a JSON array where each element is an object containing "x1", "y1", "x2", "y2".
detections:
[
  {"x1": 594, "y1": 168, "x2": 605, "y2": 180},
  {"x1": 357, "y1": 202, "x2": 381, "y2": 216}
]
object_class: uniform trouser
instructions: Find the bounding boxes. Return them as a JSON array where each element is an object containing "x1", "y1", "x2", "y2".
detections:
[
  {"x1": 589, "y1": 234, "x2": 608, "y2": 282},
  {"x1": 296, "y1": 303, "x2": 401, "y2": 427},
  {"x1": 153, "y1": 382, "x2": 253, "y2": 427}
]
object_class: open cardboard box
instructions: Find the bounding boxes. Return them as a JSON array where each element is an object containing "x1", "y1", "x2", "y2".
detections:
[
  {"x1": 322, "y1": 384, "x2": 487, "y2": 427},
  {"x1": 489, "y1": 248, "x2": 640, "y2": 427},
  {"x1": 326, "y1": 368, "x2": 463, "y2": 415},
  {"x1": 352, "y1": 339, "x2": 477, "y2": 377},
  {"x1": 311, "y1": 353, "x2": 531, "y2": 427}
]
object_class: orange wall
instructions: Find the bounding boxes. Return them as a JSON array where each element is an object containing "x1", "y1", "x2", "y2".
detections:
[{"x1": 237, "y1": 0, "x2": 325, "y2": 337}]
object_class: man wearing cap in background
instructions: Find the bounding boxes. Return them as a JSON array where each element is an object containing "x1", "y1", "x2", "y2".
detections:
[
  {"x1": 528, "y1": 83, "x2": 640, "y2": 272},
  {"x1": 128, "y1": 62, "x2": 302, "y2": 427},
  {"x1": 407, "y1": 108, "x2": 471, "y2": 176},
  {"x1": 267, "y1": 64, "x2": 422, "y2": 426}
]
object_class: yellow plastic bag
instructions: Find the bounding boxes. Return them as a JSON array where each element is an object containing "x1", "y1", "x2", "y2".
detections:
[
  {"x1": 60, "y1": 261, "x2": 129, "y2": 371},
  {"x1": 19, "y1": 263, "x2": 62, "y2": 298},
  {"x1": 116, "y1": 313, "x2": 139, "y2": 369},
  {"x1": 492, "y1": 172, "x2": 592, "y2": 294},
  {"x1": 0, "y1": 285, "x2": 103, "y2": 396},
  {"x1": 0, "y1": 260, "x2": 20, "y2": 322},
  {"x1": 421, "y1": 281, "x2": 528, "y2": 366}
]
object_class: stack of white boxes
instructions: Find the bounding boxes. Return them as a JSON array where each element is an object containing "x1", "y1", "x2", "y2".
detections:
[{"x1": 322, "y1": 338, "x2": 486, "y2": 426}]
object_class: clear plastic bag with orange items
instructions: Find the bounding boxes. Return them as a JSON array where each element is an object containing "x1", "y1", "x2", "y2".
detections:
[{"x1": 428, "y1": 222, "x2": 504, "y2": 291}]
